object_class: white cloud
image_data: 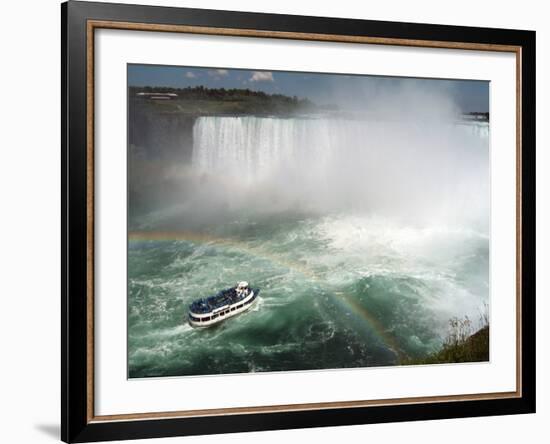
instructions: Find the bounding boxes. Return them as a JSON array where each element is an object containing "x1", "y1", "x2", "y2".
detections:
[
  {"x1": 185, "y1": 72, "x2": 196, "y2": 78},
  {"x1": 250, "y1": 71, "x2": 274, "y2": 82},
  {"x1": 208, "y1": 69, "x2": 229, "y2": 77}
]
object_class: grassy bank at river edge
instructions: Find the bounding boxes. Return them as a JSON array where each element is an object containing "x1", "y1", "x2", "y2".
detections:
[{"x1": 403, "y1": 325, "x2": 489, "y2": 365}]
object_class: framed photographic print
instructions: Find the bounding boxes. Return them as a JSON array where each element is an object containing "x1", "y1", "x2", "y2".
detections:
[{"x1": 61, "y1": 1, "x2": 536, "y2": 442}]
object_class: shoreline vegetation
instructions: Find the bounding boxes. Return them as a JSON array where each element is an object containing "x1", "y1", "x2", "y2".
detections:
[
  {"x1": 130, "y1": 85, "x2": 320, "y2": 117},
  {"x1": 403, "y1": 316, "x2": 490, "y2": 365},
  {"x1": 129, "y1": 86, "x2": 490, "y2": 121}
]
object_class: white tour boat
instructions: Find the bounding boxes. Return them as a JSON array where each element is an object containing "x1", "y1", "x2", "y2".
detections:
[{"x1": 188, "y1": 281, "x2": 259, "y2": 327}]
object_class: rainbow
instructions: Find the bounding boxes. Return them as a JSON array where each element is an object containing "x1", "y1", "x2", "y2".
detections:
[{"x1": 129, "y1": 230, "x2": 407, "y2": 362}]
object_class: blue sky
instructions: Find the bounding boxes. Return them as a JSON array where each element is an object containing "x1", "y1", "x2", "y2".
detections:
[{"x1": 128, "y1": 64, "x2": 489, "y2": 113}]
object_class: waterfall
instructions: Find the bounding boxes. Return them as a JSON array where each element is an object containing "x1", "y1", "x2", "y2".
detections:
[
  {"x1": 192, "y1": 116, "x2": 340, "y2": 183},
  {"x1": 191, "y1": 115, "x2": 489, "y2": 217},
  {"x1": 192, "y1": 116, "x2": 488, "y2": 179}
]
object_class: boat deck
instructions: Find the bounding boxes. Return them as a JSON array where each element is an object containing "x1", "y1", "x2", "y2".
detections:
[{"x1": 190, "y1": 288, "x2": 248, "y2": 314}]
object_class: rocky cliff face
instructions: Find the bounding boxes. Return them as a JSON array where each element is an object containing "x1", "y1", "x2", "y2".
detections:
[
  {"x1": 129, "y1": 107, "x2": 196, "y2": 163},
  {"x1": 128, "y1": 101, "x2": 197, "y2": 223}
]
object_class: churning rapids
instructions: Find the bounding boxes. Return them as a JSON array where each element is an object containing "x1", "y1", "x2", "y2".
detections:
[{"x1": 128, "y1": 115, "x2": 490, "y2": 378}]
